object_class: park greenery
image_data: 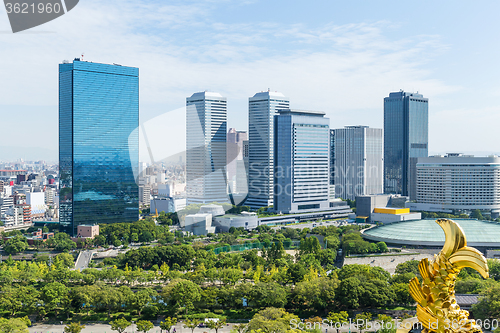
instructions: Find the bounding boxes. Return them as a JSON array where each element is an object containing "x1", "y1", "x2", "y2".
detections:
[{"x1": 1, "y1": 218, "x2": 500, "y2": 333}]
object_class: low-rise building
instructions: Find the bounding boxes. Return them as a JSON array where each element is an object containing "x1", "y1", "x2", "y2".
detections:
[
  {"x1": 356, "y1": 194, "x2": 420, "y2": 223},
  {"x1": 150, "y1": 197, "x2": 186, "y2": 213},
  {"x1": 77, "y1": 224, "x2": 99, "y2": 239},
  {"x1": 213, "y1": 211, "x2": 258, "y2": 232},
  {"x1": 184, "y1": 213, "x2": 215, "y2": 235},
  {"x1": 370, "y1": 207, "x2": 422, "y2": 224}
]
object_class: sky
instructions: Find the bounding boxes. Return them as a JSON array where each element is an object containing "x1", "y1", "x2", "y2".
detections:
[{"x1": 1, "y1": 0, "x2": 500, "y2": 163}]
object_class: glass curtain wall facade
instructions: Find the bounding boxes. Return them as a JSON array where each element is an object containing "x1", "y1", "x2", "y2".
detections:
[
  {"x1": 384, "y1": 91, "x2": 428, "y2": 199},
  {"x1": 332, "y1": 126, "x2": 384, "y2": 200},
  {"x1": 186, "y1": 92, "x2": 229, "y2": 205},
  {"x1": 59, "y1": 60, "x2": 139, "y2": 236},
  {"x1": 274, "y1": 110, "x2": 330, "y2": 214},
  {"x1": 246, "y1": 91, "x2": 290, "y2": 209}
]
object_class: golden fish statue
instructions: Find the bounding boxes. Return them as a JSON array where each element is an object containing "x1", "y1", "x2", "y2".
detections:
[{"x1": 403, "y1": 219, "x2": 489, "y2": 333}]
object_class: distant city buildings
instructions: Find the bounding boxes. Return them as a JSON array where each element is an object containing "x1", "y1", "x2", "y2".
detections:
[
  {"x1": 59, "y1": 59, "x2": 139, "y2": 236},
  {"x1": 139, "y1": 184, "x2": 151, "y2": 206},
  {"x1": 331, "y1": 126, "x2": 384, "y2": 200},
  {"x1": 407, "y1": 154, "x2": 500, "y2": 217},
  {"x1": 384, "y1": 90, "x2": 428, "y2": 200},
  {"x1": 246, "y1": 91, "x2": 290, "y2": 209},
  {"x1": 226, "y1": 128, "x2": 248, "y2": 194},
  {"x1": 274, "y1": 109, "x2": 330, "y2": 214},
  {"x1": 186, "y1": 92, "x2": 229, "y2": 205}
]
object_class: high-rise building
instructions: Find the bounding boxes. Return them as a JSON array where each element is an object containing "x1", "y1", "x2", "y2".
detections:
[
  {"x1": 246, "y1": 91, "x2": 290, "y2": 209},
  {"x1": 384, "y1": 90, "x2": 428, "y2": 199},
  {"x1": 226, "y1": 128, "x2": 248, "y2": 193},
  {"x1": 59, "y1": 59, "x2": 139, "y2": 236},
  {"x1": 186, "y1": 92, "x2": 229, "y2": 205},
  {"x1": 274, "y1": 109, "x2": 330, "y2": 214},
  {"x1": 331, "y1": 126, "x2": 384, "y2": 200}
]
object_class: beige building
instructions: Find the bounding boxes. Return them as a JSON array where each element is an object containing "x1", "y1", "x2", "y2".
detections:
[{"x1": 77, "y1": 224, "x2": 99, "y2": 239}]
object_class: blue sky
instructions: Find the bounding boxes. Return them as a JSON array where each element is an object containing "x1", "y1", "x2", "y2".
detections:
[{"x1": 1, "y1": 0, "x2": 500, "y2": 162}]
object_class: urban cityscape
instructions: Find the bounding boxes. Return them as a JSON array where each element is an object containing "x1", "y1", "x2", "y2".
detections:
[{"x1": 1, "y1": 1, "x2": 500, "y2": 333}]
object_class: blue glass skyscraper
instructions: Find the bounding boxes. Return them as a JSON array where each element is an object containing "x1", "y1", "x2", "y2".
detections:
[
  {"x1": 59, "y1": 59, "x2": 139, "y2": 236},
  {"x1": 384, "y1": 90, "x2": 428, "y2": 199}
]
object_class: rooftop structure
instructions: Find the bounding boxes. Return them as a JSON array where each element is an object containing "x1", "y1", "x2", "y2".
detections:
[{"x1": 362, "y1": 219, "x2": 500, "y2": 247}]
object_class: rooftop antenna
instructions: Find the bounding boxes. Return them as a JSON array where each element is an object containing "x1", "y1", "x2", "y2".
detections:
[{"x1": 81, "y1": 52, "x2": 84, "y2": 61}]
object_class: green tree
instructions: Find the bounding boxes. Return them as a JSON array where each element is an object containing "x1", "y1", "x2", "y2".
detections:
[
  {"x1": 376, "y1": 314, "x2": 396, "y2": 333},
  {"x1": 55, "y1": 253, "x2": 75, "y2": 268},
  {"x1": 0, "y1": 285, "x2": 40, "y2": 316},
  {"x1": 0, "y1": 317, "x2": 30, "y2": 333},
  {"x1": 470, "y1": 209, "x2": 484, "y2": 220},
  {"x1": 93, "y1": 234, "x2": 106, "y2": 246},
  {"x1": 488, "y1": 259, "x2": 500, "y2": 281},
  {"x1": 128, "y1": 288, "x2": 156, "y2": 316},
  {"x1": 162, "y1": 279, "x2": 202, "y2": 314},
  {"x1": 183, "y1": 319, "x2": 201, "y2": 333},
  {"x1": 41, "y1": 281, "x2": 69, "y2": 316},
  {"x1": 392, "y1": 283, "x2": 414, "y2": 305},
  {"x1": 335, "y1": 277, "x2": 362, "y2": 309},
  {"x1": 159, "y1": 317, "x2": 177, "y2": 333},
  {"x1": 206, "y1": 319, "x2": 226, "y2": 333},
  {"x1": 292, "y1": 277, "x2": 338, "y2": 310},
  {"x1": 249, "y1": 282, "x2": 287, "y2": 308},
  {"x1": 355, "y1": 313, "x2": 372, "y2": 333},
  {"x1": 247, "y1": 307, "x2": 300, "y2": 333},
  {"x1": 324, "y1": 236, "x2": 340, "y2": 250},
  {"x1": 327, "y1": 311, "x2": 349, "y2": 333},
  {"x1": 64, "y1": 322, "x2": 86, "y2": 333},
  {"x1": 472, "y1": 284, "x2": 500, "y2": 320},
  {"x1": 95, "y1": 284, "x2": 124, "y2": 317},
  {"x1": 110, "y1": 318, "x2": 131, "y2": 333},
  {"x1": 232, "y1": 323, "x2": 247, "y2": 333},
  {"x1": 394, "y1": 260, "x2": 420, "y2": 276},
  {"x1": 376, "y1": 242, "x2": 388, "y2": 253},
  {"x1": 47, "y1": 233, "x2": 77, "y2": 252},
  {"x1": 4, "y1": 236, "x2": 28, "y2": 254},
  {"x1": 136, "y1": 320, "x2": 154, "y2": 333}
]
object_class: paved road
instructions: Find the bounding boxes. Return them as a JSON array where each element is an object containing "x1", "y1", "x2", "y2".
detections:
[
  {"x1": 271, "y1": 219, "x2": 351, "y2": 230},
  {"x1": 75, "y1": 250, "x2": 95, "y2": 270},
  {"x1": 29, "y1": 323, "x2": 237, "y2": 333}
]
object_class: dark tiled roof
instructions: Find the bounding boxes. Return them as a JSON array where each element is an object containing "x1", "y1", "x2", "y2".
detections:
[{"x1": 455, "y1": 294, "x2": 480, "y2": 306}]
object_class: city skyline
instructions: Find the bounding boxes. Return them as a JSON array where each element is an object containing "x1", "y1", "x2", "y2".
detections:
[{"x1": 1, "y1": 1, "x2": 500, "y2": 162}]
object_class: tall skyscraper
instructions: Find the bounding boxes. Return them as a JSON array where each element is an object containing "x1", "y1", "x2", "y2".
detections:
[
  {"x1": 246, "y1": 90, "x2": 290, "y2": 209},
  {"x1": 331, "y1": 126, "x2": 384, "y2": 200},
  {"x1": 59, "y1": 59, "x2": 139, "y2": 236},
  {"x1": 186, "y1": 92, "x2": 229, "y2": 205},
  {"x1": 274, "y1": 109, "x2": 330, "y2": 214},
  {"x1": 384, "y1": 90, "x2": 428, "y2": 199}
]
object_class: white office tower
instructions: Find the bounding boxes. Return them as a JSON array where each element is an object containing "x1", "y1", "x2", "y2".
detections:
[
  {"x1": 186, "y1": 92, "x2": 229, "y2": 205},
  {"x1": 245, "y1": 90, "x2": 290, "y2": 209},
  {"x1": 332, "y1": 126, "x2": 384, "y2": 200},
  {"x1": 274, "y1": 110, "x2": 330, "y2": 214}
]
